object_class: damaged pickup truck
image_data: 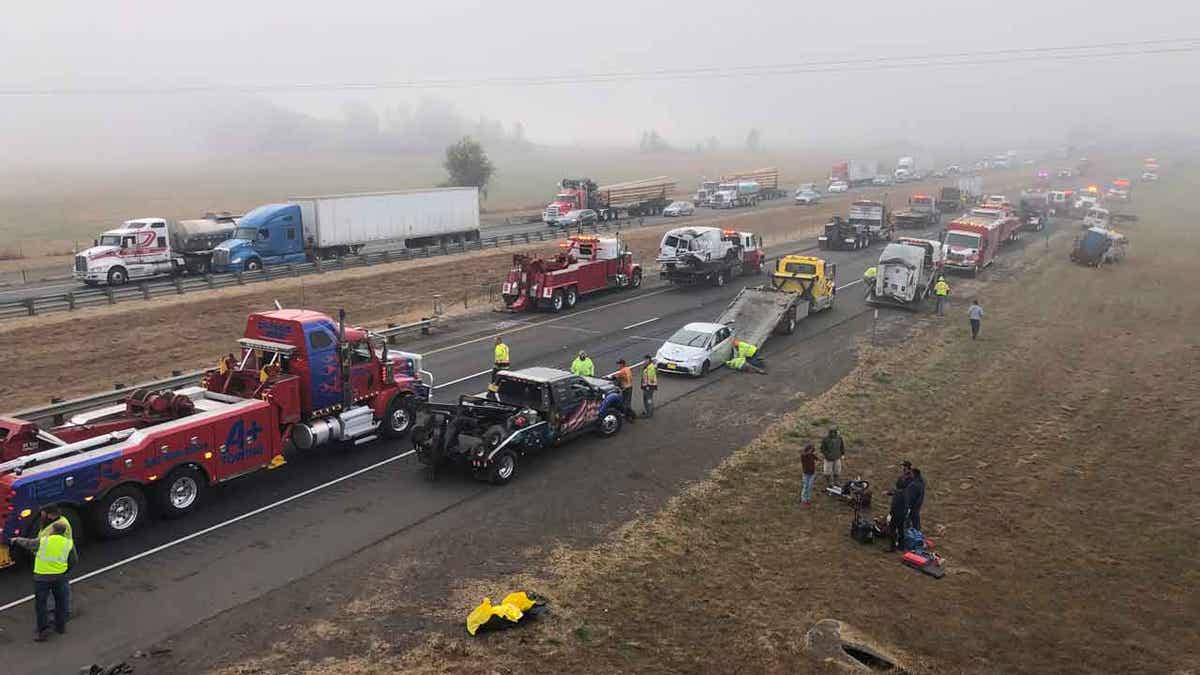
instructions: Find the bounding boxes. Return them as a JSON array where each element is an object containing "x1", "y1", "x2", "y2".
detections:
[{"x1": 411, "y1": 367, "x2": 625, "y2": 484}]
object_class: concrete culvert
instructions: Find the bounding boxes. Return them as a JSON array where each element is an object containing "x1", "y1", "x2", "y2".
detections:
[{"x1": 804, "y1": 619, "x2": 909, "y2": 673}]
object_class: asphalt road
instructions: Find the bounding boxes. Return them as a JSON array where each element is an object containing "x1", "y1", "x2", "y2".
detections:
[{"x1": 0, "y1": 207, "x2": 988, "y2": 671}]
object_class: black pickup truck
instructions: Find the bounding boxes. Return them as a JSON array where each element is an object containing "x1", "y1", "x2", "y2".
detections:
[{"x1": 411, "y1": 367, "x2": 626, "y2": 484}]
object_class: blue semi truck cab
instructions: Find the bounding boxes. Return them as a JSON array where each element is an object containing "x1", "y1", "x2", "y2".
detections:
[{"x1": 211, "y1": 203, "x2": 308, "y2": 273}]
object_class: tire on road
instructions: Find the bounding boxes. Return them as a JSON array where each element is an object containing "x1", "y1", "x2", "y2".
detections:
[
  {"x1": 155, "y1": 466, "x2": 207, "y2": 519},
  {"x1": 381, "y1": 394, "x2": 415, "y2": 439},
  {"x1": 106, "y1": 267, "x2": 129, "y2": 286},
  {"x1": 245, "y1": 259, "x2": 263, "y2": 272},
  {"x1": 550, "y1": 289, "x2": 565, "y2": 312},
  {"x1": 488, "y1": 450, "x2": 518, "y2": 485},
  {"x1": 630, "y1": 268, "x2": 643, "y2": 288},
  {"x1": 565, "y1": 286, "x2": 579, "y2": 309},
  {"x1": 91, "y1": 484, "x2": 149, "y2": 539},
  {"x1": 597, "y1": 409, "x2": 623, "y2": 437}
]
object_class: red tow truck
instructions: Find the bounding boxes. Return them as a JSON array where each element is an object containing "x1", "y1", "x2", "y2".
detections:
[
  {"x1": 501, "y1": 235, "x2": 643, "y2": 312},
  {"x1": 0, "y1": 309, "x2": 430, "y2": 568}
]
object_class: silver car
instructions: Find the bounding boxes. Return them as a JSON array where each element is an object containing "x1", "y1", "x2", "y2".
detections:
[
  {"x1": 663, "y1": 201, "x2": 695, "y2": 217},
  {"x1": 653, "y1": 322, "x2": 735, "y2": 377},
  {"x1": 794, "y1": 189, "x2": 822, "y2": 205}
]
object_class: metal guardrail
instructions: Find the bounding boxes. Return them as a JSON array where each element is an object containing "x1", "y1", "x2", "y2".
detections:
[
  {"x1": 0, "y1": 219, "x2": 641, "y2": 322},
  {"x1": 7, "y1": 318, "x2": 439, "y2": 426}
]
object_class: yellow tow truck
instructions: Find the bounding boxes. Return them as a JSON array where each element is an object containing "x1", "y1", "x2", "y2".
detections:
[{"x1": 716, "y1": 254, "x2": 836, "y2": 346}]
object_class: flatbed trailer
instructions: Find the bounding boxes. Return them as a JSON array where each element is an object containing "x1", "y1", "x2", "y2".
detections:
[{"x1": 716, "y1": 255, "x2": 836, "y2": 347}]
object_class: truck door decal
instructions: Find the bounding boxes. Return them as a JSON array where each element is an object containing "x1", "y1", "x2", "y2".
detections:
[{"x1": 303, "y1": 322, "x2": 342, "y2": 410}]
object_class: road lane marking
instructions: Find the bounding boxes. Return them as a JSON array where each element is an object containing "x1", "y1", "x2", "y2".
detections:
[
  {"x1": 0, "y1": 450, "x2": 418, "y2": 615},
  {"x1": 623, "y1": 317, "x2": 659, "y2": 330},
  {"x1": 839, "y1": 279, "x2": 862, "y2": 289},
  {"x1": 434, "y1": 370, "x2": 492, "y2": 390}
]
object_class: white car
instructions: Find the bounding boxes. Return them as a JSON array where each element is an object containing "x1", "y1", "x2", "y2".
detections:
[
  {"x1": 794, "y1": 189, "x2": 822, "y2": 205},
  {"x1": 653, "y1": 322, "x2": 734, "y2": 377},
  {"x1": 827, "y1": 181, "x2": 849, "y2": 193},
  {"x1": 872, "y1": 175, "x2": 894, "y2": 186},
  {"x1": 663, "y1": 201, "x2": 695, "y2": 217},
  {"x1": 1141, "y1": 172, "x2": 1158, "y2": 182}
]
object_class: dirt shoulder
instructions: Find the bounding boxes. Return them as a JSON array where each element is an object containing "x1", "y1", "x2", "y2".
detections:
[
  {"x1": 1, "y1": 173, "x2": 1022, "y2": 411},
  {"x1": 208, "y1": 177, "x2": 1197, "y2": 674}
]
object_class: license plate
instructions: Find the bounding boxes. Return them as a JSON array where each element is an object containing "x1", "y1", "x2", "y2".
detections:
[{"x1": 666, "y1": 363, "x2": 677, "y2": 370}]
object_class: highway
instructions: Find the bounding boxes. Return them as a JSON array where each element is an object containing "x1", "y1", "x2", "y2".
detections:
[{"x1": 0, "y1": 212, "x2": 1001, "y2": 671}]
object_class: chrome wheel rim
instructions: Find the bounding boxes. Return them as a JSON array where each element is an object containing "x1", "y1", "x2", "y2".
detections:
[
  {"x1": 602, "y1": 414, "x2": 619, "y2": 434},
  {"x1": 169, "y1": 476, "x2": 198, "y2": 510},
  {"x1": 108, "y1": 495, "x2": 139, "y2": 530},
  {"x1": 496, "y1": 454, "x2": 515, "y2": 479},
  {"x1": 390, "y1": 407, "x2": 411, "y2": 432}
]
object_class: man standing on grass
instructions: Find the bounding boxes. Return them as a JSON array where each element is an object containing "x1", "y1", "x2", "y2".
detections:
[
  {"x1": 905, "y1": 468, "x2": 926, "y2": 531},
  {"x1": 800, "y1": 443, "x2": 817, "y2": 506},
  {"x1": 819, "y1": 427, "x2": 845, "y2": 488},
  {"x1": 968, "y1": 299, "x2": 983, "y2": 340},
  {"x1": 934, "y1": 276, "x2": 950, "y2": 316}
]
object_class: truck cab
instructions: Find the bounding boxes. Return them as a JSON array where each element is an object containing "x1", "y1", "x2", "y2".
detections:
[
  {"x1": 413, "y1": 367, "x2": 623, "y2": 484},
  {"x1": 74, "y1": 218, "x2": 173, "y2": 286},
  {"x1": 543, "y1": 178, "x2": 604, "y2": 225},
  {"x1": 211, "y1": 204, "x2": 308, "y2": 273},
  {"x1": 771, "y1": 255, "x2": 836, "y2": 311}
]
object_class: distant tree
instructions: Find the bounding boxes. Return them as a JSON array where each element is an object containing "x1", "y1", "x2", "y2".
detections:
[
  {"x1": 745, "y1": 128, "x2": 761, "y2": 152},
  {"x1": 443, "y1": 136, "x2": 495, "y2": 199}
]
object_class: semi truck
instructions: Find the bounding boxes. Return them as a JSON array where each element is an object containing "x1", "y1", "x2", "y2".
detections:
[
  {"x1": 867, "y1": 238, "x2": 946, "y2": 307},
  {"x1": 850, "y1": 200, "x2": 892, "y2": 243},
  {"x1": 211, "y1": 188, "x2": 481, "y2": 273},
  {"x1": 830, "y1": 160, "x2": 880, "y2": 186},
  {"x1": 716, "y1": 254, "x2": 836, "y2": 346},
  {"x1": 542, "y1": 176, "x2": 676, "y2": 225},
  {"x1": 956, "y1": 175, "x2": 984, "y2": 204},
  {"x1": 894, "y1": 156, "x2": 933, "y2": 182},
  {"x1": 658, "y1": 226, "x2": 764, "y2": 287},
  {"x1": 938, "y1": 186, "x2": 964, "y2": 214},
  {"x1": 721, "y1": 167, "x2": 786, "y2": 199},
  {"x1": 73, "y1": 213, "x2": 239, "y2": 286},
  {"x1": 893, "y1": 193, "x2": 941, "y2": 229},
  {"x1": 693, "y1": 180, "x2": 721, "y2": 207},
  {"x1": 0, "y1": 308, "x2": 431, "y2": 568},
  {"x1": 501, "y1": 235, "x2": 642, "y2": 312},
  {"x1": 1017, "y1": 191, "x2": 1050, "y2": 231},
  {"x1": 708, "y1": 181, "x2": 761, "y2": 209}
]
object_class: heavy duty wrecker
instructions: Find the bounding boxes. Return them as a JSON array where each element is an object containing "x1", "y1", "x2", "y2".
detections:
[
  {"x1": 716, "y1": 254, "x2": 837, "y2": 347},
  {"x1": 0, "y1": 309, "x2": 431, "y2": 568},
  {"x1": 501, "y1": 235, "x2": 642, "y2": 312}
]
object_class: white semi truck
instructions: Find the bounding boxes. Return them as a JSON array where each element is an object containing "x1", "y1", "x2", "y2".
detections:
[{"x1": 73, "y1": 213, "x2": 239, "y2": 286}]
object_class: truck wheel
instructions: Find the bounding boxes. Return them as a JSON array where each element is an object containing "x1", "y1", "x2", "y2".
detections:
[
  {"x1": 381, "y1": 395, "x2": 415, "y2": 438},
  {"x1": 597, "y1": 410, "x2": 623, "y2": 437},
  {"x1": 550, "y1": 289, "x2": 565, "y2": 312},
  {"x1": 714, "y1": 270, "x2": 726, "y2": 288},
  {"x1": 107, "y1": 267, "x2": 129, "y2": 286},
  {"x1": 488, "y1": 450, "x2": 518, "y2": 485},
  {"x1": 155, "y1": 466, "x2": 206, "y2": 519},
  {"x1": 778, "y1": 307, "x2": 798, "y2": 335},
  {"x1": 565, "y1": 286, "x2": 578, "y2": 308},
  {"x1": 245, "y1": 259, "x2": 262, "y2": 272},
  {"x1": 91, "y1": 484, "x2": 148, "y2": 539},
  {"x1": 631, "y1": 269, "x2": 643, "y2": 288},
  {"x1": 482, "y1": 424, "x2": 507, "y2": 449},
  {"x1": 700, "y1": 361, "x2": 711, "y2": 377}
]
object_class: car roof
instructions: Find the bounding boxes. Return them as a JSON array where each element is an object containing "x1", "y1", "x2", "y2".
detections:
[
  {"x1": 503, "y1": 366, "x2": 573, "y2": 383},
  {"x1": 679, "y1": 321, "x2": 724, "y2": 333}
]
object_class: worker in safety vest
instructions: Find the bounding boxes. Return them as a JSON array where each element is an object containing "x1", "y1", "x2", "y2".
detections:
[
  {"x1": 640, "y1": 355, "x2": 658, "y2": 418},
  {"x1": 570, "y1": 350, "x2": 595, "y2": 377},
  {"x1": 492, "y1": 336, "x2": 511, "y2": 383},
  {"x1": 726, "y1": 354, "x2": 766, "y2": 374},
  {"x1": 933, "y1": 276, "x2": 950, "y2": 316},
  {"x1": 36, "y1": 505, "x2": 73, "y2": 542},
  {"x1": 863, "y1": 266, "x2": 878, "y2": 297},
  {"x1": 732, "y1": 338, "x2": 766, "y2": 372},
  {"x1": 11, "y1": 521, "x2": 77, "y2": 641}
]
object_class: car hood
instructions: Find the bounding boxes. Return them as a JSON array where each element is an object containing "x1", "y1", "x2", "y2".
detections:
[
  {"x1": 78, "y1": 245, "x2": 120, "y2": 259},
  {"x1": 656, "y1": 343, "x2": 708, "y2": 362}
]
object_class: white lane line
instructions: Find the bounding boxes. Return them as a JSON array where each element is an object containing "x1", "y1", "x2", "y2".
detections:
[
  {"x1": 627, "y1": 335, "x2": 665, "y2": 343},
  {"x1": 839, "y1": 279, "x2": 862, "y2": 290},
  {"x1": 542, "y1": 325, "x2": 601, "y2": 335},
  {"x1": 623, "y1": 317, "x2": 659, "y2": 330},
  {"x1": 0, "y1": 450, "x2": 417, "y2": 615},
  {"x1": 434, "y1": 369, "x2": 492, "y2": 390},
  {"x1": 423, "y1": 287, "x2": 674, "y2": 356}
]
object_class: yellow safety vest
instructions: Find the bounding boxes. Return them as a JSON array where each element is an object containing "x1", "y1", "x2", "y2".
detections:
[
  {"x1": 571, "y1": 358, "x2": 594, "y2": 377},
  {"x1": 935, "y1": 280, "x2": 950, "y2": 297},
  {"x1": 494, "y1": 343, "x2": 510, "y2": 365},
  {"x1": 642, "y1": 363, "x2": 658, "y2": 387},
  {"x1": 38, "y1": 516, "x2": 72, "y2": 542},
  {"x1": 33, "y1": 534, "x2": 73, "y2": 576},
  {"x1": 864, "y1": 266, "x2": 878, "y2": 279},
  {"x1": 737, "y1": 342, "x2": 757, "y2": 359},
  {"x1": 727, "y1": 355, "x2": 746, "y2": 370}
]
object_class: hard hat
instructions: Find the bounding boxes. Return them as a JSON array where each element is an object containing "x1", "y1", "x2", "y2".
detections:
[{"x1": 578, "y1": 350, "x2": 587, "y2": 357}]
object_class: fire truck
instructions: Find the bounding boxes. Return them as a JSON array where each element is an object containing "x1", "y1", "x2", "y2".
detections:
[
  {"x1": 0, "y1": 309, "x2": 431, "y2": 568},
  {"x1": 501, "y1": 235, "x2": 642, "y2": 312}
]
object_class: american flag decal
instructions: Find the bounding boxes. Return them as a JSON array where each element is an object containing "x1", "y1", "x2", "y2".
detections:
[{"x1": 560, "y1": 400, "x2": 600, "y2": 434}]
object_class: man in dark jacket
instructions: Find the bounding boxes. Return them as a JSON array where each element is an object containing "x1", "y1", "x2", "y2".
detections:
[
  {"x1": 885, "y1": 466, "x2": 912, "y2": 552},
  {"x1": 905, "y1": 468, "x2": 926, "y2": 531}
]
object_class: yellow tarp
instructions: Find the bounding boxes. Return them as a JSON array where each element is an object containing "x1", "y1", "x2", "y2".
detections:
[{"x1": 466, "y1": 592, "x2": 537, "y2": 636}]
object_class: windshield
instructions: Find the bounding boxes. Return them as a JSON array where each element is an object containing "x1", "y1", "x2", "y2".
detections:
[
  {"x1": 98, "y1": 234, "x2": 122, "y2": 246},
  {"x1": 946, "y1": 232, "x2": 981, "y2": 249},
  {"x1": 233, "y1": 226, "x2": 259, "y2": 240},
  {"x1": 667, "y1": 328, "x2": 712, "y2": 347},
  {"x1": 664, "y1": 235, "x2": 688, "y2": 249},
  {"x1": 912, "y1": 197, "x2": 933, "y2": 206},
  {"x1": 783, "y1": 262, "x2": 817, "y2": 275},
  {"x1": 669, "y1": 201, "x2": 688, "y2": 208}
]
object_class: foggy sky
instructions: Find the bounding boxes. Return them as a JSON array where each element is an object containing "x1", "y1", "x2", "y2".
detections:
[{"x1": 2, "y1": 0, "x2": 1198, "y2": 161}]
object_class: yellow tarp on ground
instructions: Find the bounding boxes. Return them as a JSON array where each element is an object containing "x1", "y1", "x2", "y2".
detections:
[{"x1": 466, "y1": 592, "x2": 536, "y2": 636}]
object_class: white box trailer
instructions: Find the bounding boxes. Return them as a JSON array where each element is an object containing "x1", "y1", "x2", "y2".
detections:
[
  {"x1": 292, "y1": 187, "x2": 481, "y2": 250},
  {"x1": 848, "y1": 160, "x2": 880, "y2": 185}
]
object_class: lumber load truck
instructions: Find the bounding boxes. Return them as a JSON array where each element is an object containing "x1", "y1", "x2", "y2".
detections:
[
  {"x1": 0, "y1": 308, "x2": 431, "y2": 568},
  {"x1": 867, "y1": 238, "x2": 946, "y2": 307},
  {"x1": 893, "y1": 193, "x2": 941, "y2": 229},
  {"x1": 942, "y1": 209, "x2": 1018, "y2": 276},
  {"x1": 501, "y1": 235, "x2": 642, "y2": 312},
  {"x1": 210, "y1": 188, "x2": 481, "y2": 273},
  {"x1": 721, "y1": 167, "x2": 785, "y2": 199},
  {"x1": 73, "y1": 213, "x2": 239, "y2": 286},
  {"x1": 849, "y1": 199, "x2": 892, "y2": 243},
  {"x1": 542, "y1": 176, "x2": 676, "y2": 225},
  {"x1": 658, "y1": 227, "x2": 764, "y2": 287},
  {"x1": 694, "y1": 180, "x2": 721, "y2": 207},
  {"x1": 411, "y1": 367, "x2": 625, "y2": 485},
  {"x1": 709, "y1": 181, "x2": 761, "y2": 208},
  {"x1": 716, "y1": 255, "x2": 836, "y2": 346}
]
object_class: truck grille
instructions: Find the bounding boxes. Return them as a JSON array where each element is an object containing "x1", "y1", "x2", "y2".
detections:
[
  {"x1": 75, "y1": 255, "x2": 88, "y2": 272},
  {"x1": 211, "y1": 249, "x2": 230, "y2": 268}
]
